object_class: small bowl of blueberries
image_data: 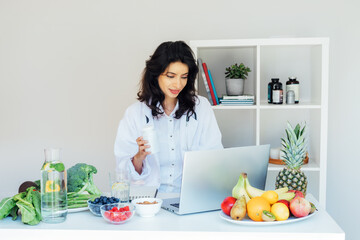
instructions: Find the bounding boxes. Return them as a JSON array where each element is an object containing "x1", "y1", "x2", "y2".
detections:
[{"x1": 88, "y1": 196, "x2": 120, "y2": 217}]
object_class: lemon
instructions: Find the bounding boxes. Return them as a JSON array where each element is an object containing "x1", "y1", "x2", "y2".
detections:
[
  {"x1": 271, "y1": 202, "x2": 290, "y2": 221},
  {"x1": 261, "y1": 190, "x2": 279, "y2": 205},
  {"x1": 42, "y1": 163, "x2": 51, "y2": 171},
  {"x1": 112, "y1": 182, "x2": 128, "y2": 191}
]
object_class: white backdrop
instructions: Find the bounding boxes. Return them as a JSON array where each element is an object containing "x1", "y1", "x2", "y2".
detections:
[{"x1": 0, "y1": 1, "x2": 359, "y2": 239}]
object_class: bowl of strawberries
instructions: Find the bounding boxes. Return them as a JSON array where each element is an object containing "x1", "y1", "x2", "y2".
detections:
[{"x1": 100, "y1": 203, "x2": 135, "y2": 224}]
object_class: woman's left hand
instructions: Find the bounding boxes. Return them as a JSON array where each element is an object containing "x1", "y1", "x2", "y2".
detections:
[{"x1": 132, "y1": 136, "x2": 151, "y2": 174}]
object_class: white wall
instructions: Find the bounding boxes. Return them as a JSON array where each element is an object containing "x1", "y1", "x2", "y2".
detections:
[{"x1": 0, "y1": 0, "x2": 359, "y2": 239}]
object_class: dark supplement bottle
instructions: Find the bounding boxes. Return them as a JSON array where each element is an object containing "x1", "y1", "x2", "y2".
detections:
[
  {"x1": 272, "y1": 79, "x2": 283, "y2": 104},
  {"x1": 268, "y1": 78, "x2": 277, "y2": 103}
]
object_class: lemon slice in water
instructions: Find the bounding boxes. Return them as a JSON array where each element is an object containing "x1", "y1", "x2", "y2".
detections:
[
  {"x1": 112, "y1": 182, "x2": 128, "y2": 191},
  {"x1": 42, "y1": 163, "x2": 52, "y2": 171}
]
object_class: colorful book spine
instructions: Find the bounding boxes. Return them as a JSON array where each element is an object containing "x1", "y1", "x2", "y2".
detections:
[
  {"x1": 197, "y1": 58, "x2": 214, "y2": 105},
  {"x1": 221, "y1": 102, "x2": 254, "y2": 106},
  {"x1": 208, "y1": 68, "x2": 219, "y2": 105},
  {"x1": 219, "y1": 97, "x2": 254, "y2": 105},
  {"x1": 202, "y1": 62, "x2": 217, "y2": 105},
  {"x1": 220, "y1": 99, "x2": 254, "y2": 103}
]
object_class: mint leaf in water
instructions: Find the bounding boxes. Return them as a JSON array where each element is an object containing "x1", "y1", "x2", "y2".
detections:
[{"x1": 54, "y1": 163, "x2": 65, "y2": 172}]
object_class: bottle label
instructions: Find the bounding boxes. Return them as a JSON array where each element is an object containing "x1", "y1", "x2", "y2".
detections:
[
  {"x1": 272, "y1": 90, "x2": 283, "y2": 104},
  {"x1": 286, "y1": 84, "x2": 299, "y2": 102}
]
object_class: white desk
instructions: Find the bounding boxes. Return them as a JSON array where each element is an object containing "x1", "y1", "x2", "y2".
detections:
[{"x1": 0, "y1": 194, "x2": 345, "y2": 240}]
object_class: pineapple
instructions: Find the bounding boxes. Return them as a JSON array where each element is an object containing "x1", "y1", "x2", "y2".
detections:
[{"x1": 275, "y1": 122, "x2": 308, "y2": 194}]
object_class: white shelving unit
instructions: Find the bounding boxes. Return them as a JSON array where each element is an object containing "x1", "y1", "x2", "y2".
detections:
[{"x1": 190, "y1": 38, "x2": 329, "y2": 207}]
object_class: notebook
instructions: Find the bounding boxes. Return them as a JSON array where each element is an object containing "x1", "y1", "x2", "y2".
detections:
[
  {"x1": 129, "y1": 186, "x2": 158, "y2": 201},
  {"x1": 161, "y1": 144, "x2": 270, "y2": 215}
]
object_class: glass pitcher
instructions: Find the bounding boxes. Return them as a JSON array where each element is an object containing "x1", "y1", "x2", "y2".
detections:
[{"x1": 40, "y1": 148, "x2": 68, "y2": 223}]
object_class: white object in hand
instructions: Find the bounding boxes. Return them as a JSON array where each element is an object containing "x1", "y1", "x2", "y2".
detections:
[{"x1": 142, "y1": 125, "x2": 160, "y2": 154}]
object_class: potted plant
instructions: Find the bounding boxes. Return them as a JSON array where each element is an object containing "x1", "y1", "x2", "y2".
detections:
[{"x1": 225, "y1": 63, "x2": 251, "y2": 96}]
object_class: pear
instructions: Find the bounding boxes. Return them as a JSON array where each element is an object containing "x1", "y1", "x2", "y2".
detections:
[
  {"x1": 232, "y1": 173, "x2": 250, "y2": 203},
  {"x1": 230, "y1": 195, "x2": 247, "y2": 220},
  {"x1": 310, "y1": 202, "x2": 317, "y2": 214}
]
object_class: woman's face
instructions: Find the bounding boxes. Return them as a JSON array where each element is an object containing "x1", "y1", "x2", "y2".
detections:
[{"x1": 158, "y1": 61, "x2": 189, "y2": 102}]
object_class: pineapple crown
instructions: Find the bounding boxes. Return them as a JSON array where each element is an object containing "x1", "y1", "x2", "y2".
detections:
[{"x1": 281, "y1": 122, "x2": 308, "y2": 170}]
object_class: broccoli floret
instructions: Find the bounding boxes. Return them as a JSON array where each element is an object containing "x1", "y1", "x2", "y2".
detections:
[{"x1": 67, "y1": 163, "x2": 102, "y2": 195}]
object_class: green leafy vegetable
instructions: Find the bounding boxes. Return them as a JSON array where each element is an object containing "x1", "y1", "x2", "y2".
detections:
[
  {"x1": 0, "y1": 187, "x2": 41, "y2": 225},
  {"x1": 13, "y1": 192, "x2": 28, "y2": 205},
  {"x1": 31, "y1": 190, "x2": 42, "y2": 222},
  {"x1": 67, "y1": 163, "x2": 102, "y2": 195},
  {"x1": 16, "y1": 199, "x2": 36, "y2": 225},
  {"x1": 34, "y1": 180, "x2": 41, "y2": 191},
  {"x1": 0, "y1": 197, "x2": 16, "y2": 220},
  {"x1": 10, "y1": 205, "x2": 18, "y2": 220},
  {"x1": 15, "y1": 187, "x2": 41, "y2": 225}
]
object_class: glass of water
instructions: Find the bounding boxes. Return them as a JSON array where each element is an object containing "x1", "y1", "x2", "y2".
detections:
[{"x1": 109, "y1": 171, "x2": 130, "y2": 203}]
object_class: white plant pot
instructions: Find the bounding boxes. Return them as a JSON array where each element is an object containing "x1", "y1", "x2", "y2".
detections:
[{"x1": 225, "y1": 78, "x2": 244, "y2": 96}]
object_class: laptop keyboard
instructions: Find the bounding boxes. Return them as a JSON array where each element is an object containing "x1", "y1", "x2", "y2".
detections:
[{"x1": 170, "y1": 203, "x2": 180, "y2": 208}]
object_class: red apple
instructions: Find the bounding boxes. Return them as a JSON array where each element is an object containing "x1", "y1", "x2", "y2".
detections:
[
  {"x1": 221, "y1": 196, "x2": 237, "y2": 216},
  {"x1": 290, "y1": 197, "x2": 311, "y2": 218},
  {"x1": 288, "y1": 190, "x2": 305, "y2": 198},
  {"x1": 277, "y1": 199, "x2": 290, "y2": 209}
]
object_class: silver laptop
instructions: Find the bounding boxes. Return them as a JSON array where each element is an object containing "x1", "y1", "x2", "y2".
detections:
[{"x1": 162, "y1": 144, "x2": 270, "y2": 215}]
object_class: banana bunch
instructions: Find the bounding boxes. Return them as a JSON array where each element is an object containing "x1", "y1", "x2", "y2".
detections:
[
  {"x1": 232, "y1": 173, "x2": 294, "y2": 202},
  {"x1": 232, "y1": 173, "x2": 250, "y2": 202}
]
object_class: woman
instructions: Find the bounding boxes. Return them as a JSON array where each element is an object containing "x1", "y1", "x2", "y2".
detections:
[{"x1": 114, "y1": 41, "x2": 223, "y2": 193}]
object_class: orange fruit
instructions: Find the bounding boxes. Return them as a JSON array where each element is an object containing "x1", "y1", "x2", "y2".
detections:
[
  {"x1": 271, "y1": 202, "x2": 290, "y2": 221},
  {"x1": 261, "y1": 190, "x2": 279, "y2": 205},
  {"x1": 247, "y1": 197, "x2": 271, "y2": 221}
]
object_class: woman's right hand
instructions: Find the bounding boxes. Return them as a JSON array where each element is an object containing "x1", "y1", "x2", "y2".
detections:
[{"x1": 132, "y1": 136, "x2": 151, "y2": 174}]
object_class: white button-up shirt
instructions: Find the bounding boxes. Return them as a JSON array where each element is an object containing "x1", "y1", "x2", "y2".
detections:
[
  {"x1": 114, "y1": 96, "x2": 223, "y2": 193},
  {"x1": 154, "y1": 102, "x2": 183, "y2": 193}
]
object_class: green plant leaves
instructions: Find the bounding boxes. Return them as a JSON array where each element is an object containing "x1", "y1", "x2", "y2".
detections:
[
  {"x1": 281, "y1": 122, "x2": 307, "y2": 170},
  {"x1": 31, "y1": 190, "x2": 42, "y2": 222},
  {"x1": 16, "y1": 200, "x2": 36, "y2": 224},
  {"x1": 0, "y1": 187, "x2": 42, "y2": 225},
  {"x1": 50, "y1": 163, "x2": 65, "y2": 172},
  {"x1": 225, "y1": 63, "x2": 251, "y2": 79},
  {"x1": 10, "y1": 205, "x2": 19, "y2": 220},
  {"x1": 0, "y1": 197, "x2": 16, "y2": 220}
]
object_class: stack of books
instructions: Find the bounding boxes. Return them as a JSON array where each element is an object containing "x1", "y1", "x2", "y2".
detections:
[{"x1": 219, "y1": 95, "x2": 255, "y2": 105}]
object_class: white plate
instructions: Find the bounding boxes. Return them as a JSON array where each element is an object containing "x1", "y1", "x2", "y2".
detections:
[
  {"x1": 68, "y1": 207, "x2": 89, "y2": 213},
  {"x1": 219, "y1": 210, "x2": 317, "y2": 226}
]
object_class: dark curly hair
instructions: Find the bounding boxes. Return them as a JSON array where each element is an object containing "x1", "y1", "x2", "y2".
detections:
[{"x1": 137, "y1": 41, "x2": 199, "y2": 119}]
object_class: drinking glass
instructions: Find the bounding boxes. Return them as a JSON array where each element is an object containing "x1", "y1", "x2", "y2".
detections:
[{"x1": 109, "y1": 171, "x2": 130, "y2": 203}]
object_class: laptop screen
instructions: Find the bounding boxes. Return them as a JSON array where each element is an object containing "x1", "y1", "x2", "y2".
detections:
[{"x1": 176, "y1": 144, "x2": 270, "y2": 215}]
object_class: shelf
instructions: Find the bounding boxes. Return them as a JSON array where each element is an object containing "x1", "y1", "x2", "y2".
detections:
[
  {"x1": 268, "y1": 161, "x2": 320, "y2": 172},
  {"x1": 211, "y1": 102, "x2": 321, "y2": 110},
  {"x1": 259, "y1": 101, "x2": 321, "y2": 109},
  {"x1": 190, "y1": 38, "x2": 328, "y2": 48},
  {"x1": 212, "y1": 105, "x2": 257, "y2": 110}
]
